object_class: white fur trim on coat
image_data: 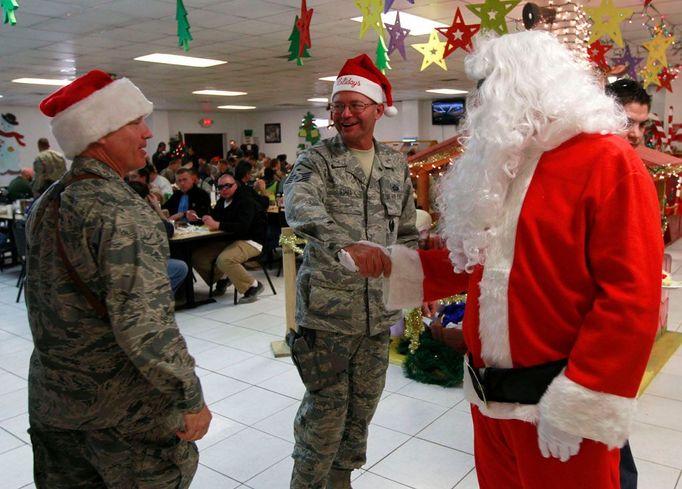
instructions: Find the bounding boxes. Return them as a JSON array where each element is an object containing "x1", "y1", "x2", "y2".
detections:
[
  {"x1": 539, "y1": 372, "x2": 636, "y2": 448},
  {"x1": 51, "y1": 77, "x2": 153, "y2": 158},
  {"x1": 383, "y1": 244, "x2": 423, "y2": 310}
]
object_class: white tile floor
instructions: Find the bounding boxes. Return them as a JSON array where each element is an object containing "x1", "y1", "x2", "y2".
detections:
[{"x1": 1, "y1": 241, "x2": 681, "y2": 489}]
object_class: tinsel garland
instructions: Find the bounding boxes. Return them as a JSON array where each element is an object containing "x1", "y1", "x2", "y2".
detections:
[
  {"x1": 397, "y1": 329, "x2": 464, "y2": 387},
  {"x1": 403, "y1": 293, "x2": 467, "y2": 353},
  {"x1": 279, "y1": 234, "x2": 306, "y2": 255}
]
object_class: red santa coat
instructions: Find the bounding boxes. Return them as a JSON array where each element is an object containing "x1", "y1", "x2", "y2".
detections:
[{"x1": 386, "y1": 133, "x2": 663, "y2": 448}]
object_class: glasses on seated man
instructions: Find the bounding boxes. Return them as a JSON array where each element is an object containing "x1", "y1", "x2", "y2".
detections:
[{"x1": 216, "y1": 182, "x2": 236, "y2": 190}]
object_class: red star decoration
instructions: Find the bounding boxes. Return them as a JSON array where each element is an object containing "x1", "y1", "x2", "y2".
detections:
[
  {"x1": 436, "y1": 7, "x2": 481, "y2": 58},
  {"x1": 656, "y1": 67, "x2": 676, "y2": 92},
  {"x1": 588, "y1": 40, "x2": 613, "y2": 71},
  {"x1": 296, "y1": 0, "x2": 314, "y2": 57}
]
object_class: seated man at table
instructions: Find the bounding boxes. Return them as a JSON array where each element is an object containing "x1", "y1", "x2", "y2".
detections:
[
  {"x1": 192, "y1": 173, "x2": 266, "y2": 302},
  {"x1": 162, "y1": 167, "x2": 210, "y2": 224}
]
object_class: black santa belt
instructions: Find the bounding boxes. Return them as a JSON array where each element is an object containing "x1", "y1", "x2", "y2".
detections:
[{"x1": 467, "y1": 354, "x2": 568, "y2": 405}]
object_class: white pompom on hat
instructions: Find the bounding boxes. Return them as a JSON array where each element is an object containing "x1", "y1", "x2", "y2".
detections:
[
  {"x1": 39, "y1": 69, "x2": 153, "y2": 158},
  {"x1": 332, "y1": 54, "x2": 398, "y2": 117}
]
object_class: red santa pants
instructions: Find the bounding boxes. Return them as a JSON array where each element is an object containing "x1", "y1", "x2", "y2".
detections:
[{"x1": 471, "y1": 406, "x2": 620, "y2": 489}]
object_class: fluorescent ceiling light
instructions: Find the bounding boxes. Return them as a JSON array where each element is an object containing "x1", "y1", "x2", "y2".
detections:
[
  {"x1": 134, "y1": 53, "x2": 226, "y2": 68},
  {"x1": 308, "y1": 97, "x2": 328, "y2": 103},
  {"x1": 318, "y1": 76, "x2": 337, "y2": 82},
  {"x1": 12, "y1": 78, "x2": 71, "y2": 86},
  {"x1": 426, "y1": 88, "x2": 469, "y2": 95},
  {"x1": 0, "y1": 95, "x2": 3, "y2": 99},
  {"x1": 217, "y1": 105, "x2": 256, "y2": 110},
  {"x1": 350, "y1": 11, "x2": 447, "y2": 36},
  {"x1": 193, "y1": 90, "x2": 247, "y2": 96},
  {"x1": 314, "y1": 118, "x2": 330, "y2": 127}
]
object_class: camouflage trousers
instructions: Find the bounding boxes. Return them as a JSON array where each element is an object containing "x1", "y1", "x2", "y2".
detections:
[
  {"x1": 290, "y1": 328, "x2": 390, "y2": 489},
  {"x1": 29, "y1": 417, "x2": 198, "y2": 489}
]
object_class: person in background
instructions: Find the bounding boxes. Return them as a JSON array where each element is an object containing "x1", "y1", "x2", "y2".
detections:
[
  {"x1": 149, "y1": 163, "x2": 174, "y2": 203},
  {"x1": 284, "y1": 54, "x2": 417, "y2": 489},
  {"x1": 381, "y1": 31, "x2": 662, "y2": 489},
  {"x1": 605, "y1": 79, "x2": 651, "y2": 148},
  {"x1": 8, "y1": 167, "x2": 34, "y2": 202},
  {"x1": 161, "y1": 156, "x2": 182, "y2": 184},
  {"x1": 226, "y1": 139, "x2": 243, "y2": 158},
  {"x1": 152, "y1": 141, "x2": 169, "y2": 172},
  {"x1": 26, "y1": 69, "x2": 210, "y2": 488},
  {"x1": 162, "y1": 167, "x2": 210, "y2": 223},
  {"x1": 32, "y1": 137, "x2": 67, "y2": 198},
  {"x1": 235, "y1": 159, "x2": 270, "y2": 210}
]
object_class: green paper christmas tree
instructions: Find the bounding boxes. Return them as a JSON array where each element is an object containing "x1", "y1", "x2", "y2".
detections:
[
  {"x1": 2, "y1": 0, "x2": 19, "y2": 26},
  {"x1": 176, "y1": 0, "x2": 192, "y2": 52},
  {"x1": 375, "y1": 36, "x2": 391, "y2": 73},
  {"x1": 298, "y1": 112, "x2": 320, "y2": 146},
  {"x1": 287, "y1": 16, "x2": 311, "y2": 66}
]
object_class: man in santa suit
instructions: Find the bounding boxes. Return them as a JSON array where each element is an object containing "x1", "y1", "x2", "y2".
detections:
[{"x1": 378, "y1": 31, "x2": 663, "y2": 488}]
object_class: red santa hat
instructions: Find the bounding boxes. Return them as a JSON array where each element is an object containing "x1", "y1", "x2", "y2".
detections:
[
  {"x1": 332, "y1": 54, "x2": 398, "y2": 117},
  {"x1": 39, "y1": 70, "x2": 153, "y2": 158}
]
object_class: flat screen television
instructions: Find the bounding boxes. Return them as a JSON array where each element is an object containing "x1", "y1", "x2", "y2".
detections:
[{"x1": 432, "y1": 98, "x2": 466, "y2": 125}]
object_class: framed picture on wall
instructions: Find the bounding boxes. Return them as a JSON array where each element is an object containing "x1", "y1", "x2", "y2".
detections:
[{"x1": 264, "y1": 123, "x2": 281, "y2": 143}]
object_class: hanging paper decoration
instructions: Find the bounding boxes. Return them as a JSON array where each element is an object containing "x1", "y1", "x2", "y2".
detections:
[
  {"x1": 355, "y1": 0, "x2": 384, "y2": 39},
  {"x1": 176, "y1": 0, "x2": 192, "y2": 52},
  {"x1": 436, "y1": 7, "x2": 481, "y2": 58},
  {"x1": 656, "y1": 67, "x2": 676, "y2": 92},
  {"x1": 640, "y1": 61, "x2": 663, "y2": 89},
  {"x1": 298, "y1": 112, "x2": 320, "y2": 151},
  {"x1": 467, "y1": 0, "x2": 520, "y2": 35},
  {"x1": 385, "y1": 11, "x2": 411, "y2": 60},
  {"x1": 375, "y1": 36, "x2": 391, "y2": 73},
  {"x1": 0, "y1": 113, "x2": 25, "y2": 173},
  {"x1": 295, "y1": 0, "x2": 314, "y2": 57},
  {"x1": 642, "y1": 30, "x2": 676, "y2": 66},
  {"x1": 585, "y1": 0, "x2": 633, "y2": 48},
  {"x1": 287, "y1": 16, "x2": 311, "y2": 66},
  {"x1": 411, "y1": 29, "x2": 447, "y2": 71},
  {"x1": 610, "y1": 45, "x2": 643, "y2": 80},
  {"x1": 384, "y1": 0, "x2": 417, "y2": 14},
  {"x1": 2, "y1": 0, "x2": 19, "y2": 26},
  {"x1": 588, "y1": 40, "x2": 613, "y2": 71}
]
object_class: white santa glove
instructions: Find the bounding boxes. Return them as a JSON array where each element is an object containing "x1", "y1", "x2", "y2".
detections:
[{"x1": 537, "y1": 415, "x2": 583, "y2": 462}]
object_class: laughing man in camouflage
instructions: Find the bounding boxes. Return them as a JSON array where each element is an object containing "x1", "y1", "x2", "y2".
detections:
[
  {"x1": 284, "y1": 55, "x2": 418, "y2": 489},
  {"x1": 25, "y1": 70, "x2": 211, "y2": 488}
]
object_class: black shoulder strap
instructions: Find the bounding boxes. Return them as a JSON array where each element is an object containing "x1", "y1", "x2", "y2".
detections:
[{"x1": 53, "y1": 174, "x2": 109, "y2": 320}]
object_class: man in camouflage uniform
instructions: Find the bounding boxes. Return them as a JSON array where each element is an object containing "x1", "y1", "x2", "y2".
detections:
[
  {"x1": 31, "y1": 137, "x2": 67, "y2": 197},
  {"x1": 284, "y1": 54, "x2": 418, "y2": 489},
  {"x1": 25, "y1": 70, "x2": 211, "y2": 489}
]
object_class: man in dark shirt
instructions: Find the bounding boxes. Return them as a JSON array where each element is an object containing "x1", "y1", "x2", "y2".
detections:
[
  {"x1": 162, "y1": 167, "x2": 210, "y2": 223},
  {"x1": 192, "y1": 173, "x2": 266, "y2": 303},
  {"x1": 8, "y1": 168, "x2": 33, "y2": 202}
]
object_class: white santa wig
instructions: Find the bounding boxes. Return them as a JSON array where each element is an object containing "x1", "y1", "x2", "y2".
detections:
[{"x1": 437, "y1": 30, "x2": 628, "y2": 272}]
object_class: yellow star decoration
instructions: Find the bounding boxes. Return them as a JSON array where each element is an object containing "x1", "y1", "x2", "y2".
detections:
[
  {"x1": 640, "y1": 61, "x2": 662, "y2": 89},
  {"x1": 355, "y1": 0, "x2": 384, "y2": 40},
  {"x1": 412, "y1": 29, "x2": 448, "y2": 71},
  {"x1": 643, "y1": 31, "x2": 676, "y2": 66},
  {"x1": 585, "y1": 0, "x2": 633, "y2": 47}
]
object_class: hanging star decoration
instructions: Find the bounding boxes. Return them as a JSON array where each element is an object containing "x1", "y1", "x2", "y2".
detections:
[
  {"x1": 295, "y1": 0, "x2": 314, "y2": 57},
  {"x1": 640, "y1": 61, "x2": 662, "y2": 89},
  {"x1": 643, "y1": 30, "x2": 676, "y2": 66},
  {"x1": 287, "y1": 15, "x2": 311, "y2": 66},
  {"x1": 436, "y1": 7, "x2": 481, "y2": 58},
  {"x1": 584, "y1": 0, "x2": 633, "y2": 48},
  {"x1": 176, "y1": 0, "x2": 192, "y2": 51},
  {"x1": 2, "y1": 0, "x2": 19, "y2": 25},
  {"x1": 587, "y1": 40, "x2": 613, "y2": 71},
  {"x1": 355, "y1": 0, "x2": 385, "y2": 39},
  {"x1": 384, "y1": 0, "x2": 416, "y2": 13},
  {"x1": 412, "y1": 29, "x2": 447, "y2": 71},
  {"x1": 467, "y1": 0, "x2": 520, "y2": 35},
  {"x1": 656, "y1": 67, "x2": 676, "y2": 92},
  {"x1": 385, "y1": 10, "x2": 411, "y2": 60},
  {"x1": 611, "y1": 45, "x2": 643, "y2": 80},
  {"x1": 376, "y1": 36, "x2": 391, "y2": 73}
]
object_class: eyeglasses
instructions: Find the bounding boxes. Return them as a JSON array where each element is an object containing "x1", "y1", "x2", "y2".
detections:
[
  {"x1": 330, "y1": 102, "x2": 377, "y2": 115},
  {"x1": 217, "y1": 182, "x2": 236, "y2": 190}
]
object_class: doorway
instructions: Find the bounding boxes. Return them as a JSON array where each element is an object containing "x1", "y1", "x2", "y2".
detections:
[{"x1": 184, "y1": 133, "x2": 224, "y2": 161}]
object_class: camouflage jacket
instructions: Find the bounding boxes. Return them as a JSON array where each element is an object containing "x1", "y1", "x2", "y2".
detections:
[
  {"x1": 25, "y1": 157, "x2": 204, "y2": 431},
  {"x1": 32, "y1": 149, "x2": 67, "y2": 194},
  {"x1": 284, "y1": 135, "x2": 418, "y2": 336}
]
